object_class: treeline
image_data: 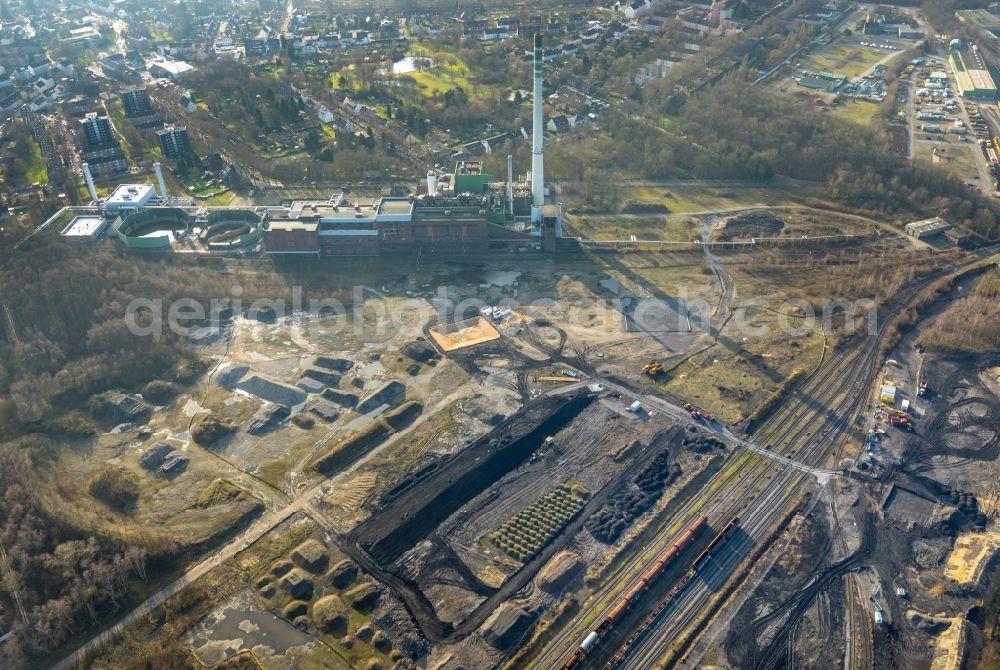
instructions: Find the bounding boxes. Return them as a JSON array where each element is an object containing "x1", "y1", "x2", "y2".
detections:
[
  {"x1": 0, "y1": 233, "x2": 324, "y2": 664},
  {"x1": 684, "y1": 82, "x2": 1000, "y2": 237},
  {"x1": 172, "y1": 60, "x2": 405, "y2": 182},
  {"x1": 0, "y1": 235, "x2": 291, "y2": 437},
  {"x1": 918, "y1": 267, "x2": 1000, "y2": 351},
  {"x1": 551, "y1": 78, "x2": 1000, "y2": 239},
  {"x1": 920, "y1": 0, "x2": 992, "y2": 33},
  {"x1": 0, "y1": 438, "x2": 158, "y2": 663},
  {"x1": 188, "y1": 61, "x2": 305, "y2": 134},
  {"x1": 332, "y1": 39, "x2": 530, "y2": 138}
]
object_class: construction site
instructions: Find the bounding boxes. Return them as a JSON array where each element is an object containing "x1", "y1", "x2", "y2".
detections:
[
  {"x1": 22, "y1": 26, "x2": 1000, "y2": 670},
  {"x1": 38, "y1": 181, "x2": 1000, "y2": 669}
]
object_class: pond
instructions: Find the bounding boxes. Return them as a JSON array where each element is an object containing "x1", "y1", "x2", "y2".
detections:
[{"x1": 387, "y1": 56, "x2": 434, "y2": 74}]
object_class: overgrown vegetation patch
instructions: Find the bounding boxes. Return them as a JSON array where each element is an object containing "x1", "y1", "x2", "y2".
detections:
[{"x1": 487, "y1": 481, "x2": 591, "y2": 564}]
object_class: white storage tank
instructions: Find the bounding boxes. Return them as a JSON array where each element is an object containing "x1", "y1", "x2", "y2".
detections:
[{"x1": 581, "y1": 631, "x2": 600, "y2": 653}]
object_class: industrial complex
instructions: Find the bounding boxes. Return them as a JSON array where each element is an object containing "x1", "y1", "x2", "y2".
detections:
[
  {"x1": 56, "y1": 35, "x2": 563, "y2": 257},
  {"x1": 8, "y1": 1, "x2": 1000, "y2": 669},
  {"x1": 949, "y1": 43, "x2": 998, "y2": 101}
]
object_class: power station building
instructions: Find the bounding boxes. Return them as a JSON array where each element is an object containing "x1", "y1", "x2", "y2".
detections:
[
  {"x1": 63, "y1": 34, "x2": 563, "y2": 257},
  {"x1": 263, "y1": 194, "x2": 491, "y2": 256}
]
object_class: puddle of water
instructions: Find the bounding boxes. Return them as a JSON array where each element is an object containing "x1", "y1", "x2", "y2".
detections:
[
  {"x1": 189, "y1": 592, "x2": 313, "y2": 665},
  {"x1": 481, "y1": 270, "x2": 521, "y2": 287}
]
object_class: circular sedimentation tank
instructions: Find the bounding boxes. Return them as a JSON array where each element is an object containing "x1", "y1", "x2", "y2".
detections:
[
  {"x1": 115, "y1": 207, "x2": 191, "y2": 249},
  {"x1": 201, "y1": 209, "x2": 265, "y2": 249}
]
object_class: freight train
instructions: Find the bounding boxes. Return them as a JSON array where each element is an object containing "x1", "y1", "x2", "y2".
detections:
[{"x1": 560, "y1": 515, "x2": 740, "y2": 670}]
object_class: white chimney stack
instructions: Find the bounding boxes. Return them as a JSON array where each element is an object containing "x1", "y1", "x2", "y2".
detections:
[
  {"x1": 531, "y1": 33, "x2": 545, "y2": 223},
  {"x1": 82, "y1": 162, "x2": 99, "y2": 204},
  {"x1": 426, "y1": 170, "x2": 438, "y2": 197},
  {"x1": 507, "y1": 154, "x2": 514, "y2": 216},
  {"x1": 153, "y1": 162, "x2": 168, "y2": 200}
]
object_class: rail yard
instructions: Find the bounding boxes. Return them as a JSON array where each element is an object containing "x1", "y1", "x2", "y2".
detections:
[
  {"x1": 31, "y1": 211, "x2": 995, "y2": 670},
  {"x1": 7, "y1": 0, "x2": 1000, "y2": 667}
]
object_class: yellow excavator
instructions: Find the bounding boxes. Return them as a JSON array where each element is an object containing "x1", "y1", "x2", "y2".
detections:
[{"x1": 642, "y1": 360, "x2": 664, "y2": 376}]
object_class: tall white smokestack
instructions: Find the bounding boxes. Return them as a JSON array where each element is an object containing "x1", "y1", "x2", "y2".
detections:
[
  {"x1": 82, "y1": 162, "x2": 98, "y2": 204},
  {"x1": 426, "y1": 170, "x2": 438, "y2": 196},
  {"x1": 531, "y1": 33, "x2": 544, "y2": 223},
  {"x1": 507, "y1": 154, "x2": 514, "y2": 216},
  {"x1": 153, "y1": 162, "x2": 168, "y2": 200}
]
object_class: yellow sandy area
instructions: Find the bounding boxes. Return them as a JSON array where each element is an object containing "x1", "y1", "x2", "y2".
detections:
[
  {"x1": 429, "y1": 316, "x2": 500, "y2": 352},
  {"x1": 930, "y1": 617, "x2": 966, "y2": 670},
  {"x1": 943, "y1": 527, "x2": 1000, "y2": 586}
]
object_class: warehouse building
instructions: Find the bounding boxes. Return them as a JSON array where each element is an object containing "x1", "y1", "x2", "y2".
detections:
[
  {"x1": 905, "y1": 217, "x2": 952, "y2": 238},
  {"x1": 949, "y1": 46, "x2": 997, "y2": 101}
]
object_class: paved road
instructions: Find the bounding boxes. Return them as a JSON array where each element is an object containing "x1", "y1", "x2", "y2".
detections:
[{"x1": 550, "y1": 178, "x2": 816, "y2": 188}]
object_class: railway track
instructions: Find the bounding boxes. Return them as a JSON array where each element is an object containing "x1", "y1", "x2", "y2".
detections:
[
  {"x1": 611, "y1": 247, "x2": 1000, "y2": 668},
  {"x1": 534, "y1": 245, "x2": 999, "y2": 670},
  {"x1": 541, "y1": 354, "x2": 848, "y2": 665},
  {"x1": 747, "y1": 518, "x2": 876, "y2": 670},
  {"x1": 568, "y1": 298, "x2": 898, "y2": 667},
  {"x1": 844, "y1": 571, "x2": 873, "y2": 670},
  {"x1": 618, "y1": 467, "x2": 811, "y2": 670}
]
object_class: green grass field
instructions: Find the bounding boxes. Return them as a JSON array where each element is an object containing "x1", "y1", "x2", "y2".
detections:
[
  {"x1": 828, "y1": 100, "x2": 881, "y2": 126},
  {"x1": 405, "y1": 53, "x2": 478, "y2": 98},
  {"x1": 804, "y1": 42, "x2": 890, "y2": 78},
  {"x1": 915, "y1": 142, "x2": 981, "y2": 182},
  {"x1": 331, "y1": 69, "x2": 363, "y2": 93},
  {"x1": 565, "y1": 185, "x2": 818, "y2": 218},
  {"x1": 22, "y1": 136, "x2": 48, "y2": 185}
]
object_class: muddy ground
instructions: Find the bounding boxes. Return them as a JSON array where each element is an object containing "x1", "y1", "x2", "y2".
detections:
[
  {"x1": 344, "y1": 391, "x2": 685, "y2": 642},
  {"x1": 721, "y1": 352, "x2": 1000, "y2": 670},
  {"x1": 724, "y1": 502, "x2": 850, "y2": 669}
]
